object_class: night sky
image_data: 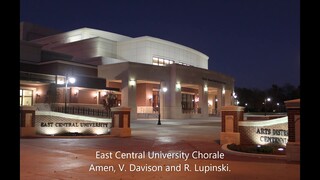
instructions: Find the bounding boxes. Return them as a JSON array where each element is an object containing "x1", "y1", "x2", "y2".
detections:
[{"x1": 20, "y1": 0, "x2": 300, "y2": 90}]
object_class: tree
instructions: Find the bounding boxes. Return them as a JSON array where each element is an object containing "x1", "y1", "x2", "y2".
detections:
[
  {"x1": 102, "y1": 92, "x2": 118, "y2": 111},
  {"x1": 45, "y1": 83, "x2": 60, "y2": 109},
  {"x1": 235, "y1": 83, "x2": 300, "y2": 113}
]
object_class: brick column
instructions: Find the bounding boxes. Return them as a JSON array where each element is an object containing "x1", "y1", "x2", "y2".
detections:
[
  {"x1": 20, "y1": 106, "x2": 36, "y2": 137},
  {"x1": 284, "y1": 99, "x2": 300, "y2": 162},
  {"x1": 110, "y1": 107, "x2": 131, "y2": 137},
  {"x1": 220, "y1": 105, "x2": 244, "y2": 145}
]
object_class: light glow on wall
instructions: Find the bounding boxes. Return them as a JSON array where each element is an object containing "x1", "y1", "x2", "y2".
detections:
[
  {"x1": 68, "y1": 127, "x2": 84, "y2": 133},
  {"x1": 93, "y1": 128, "x2": 108, "y2": 135},
  {"x1": 74, "y1": 89, "x2": 79, "y2": 95},
  {"x1": 101, "y1": 91, "x2": 107, "y2": 96},
  {"x1": 92, "y1": 92, "x2": 98, "y2": 98},
  {"x1": 42, "y1": 128, "x2": 60, "y2": 136}
]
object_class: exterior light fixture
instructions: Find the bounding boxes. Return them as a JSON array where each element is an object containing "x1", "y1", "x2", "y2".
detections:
[
  {"x1": 162, "y1": 87, "x2": 168, "y2": 92},
  {"x1": 204, "y1": 85, "x2": 208, "y2": 92},
  {"x1": 222, "y1": 88, "x2": 226, "y2": 95},
  {"x1": 69, "y1": 77, "x2": 76, "y2": 84},
  {"x1": 36, "y1": 91, "x2": 40, "y2": 97},
  {"x1": 176, "y1": 82, "x2": 181, "y2": 91},
  {"x1": 129, "y1": 79, "x2": 136, "y2": 87}
]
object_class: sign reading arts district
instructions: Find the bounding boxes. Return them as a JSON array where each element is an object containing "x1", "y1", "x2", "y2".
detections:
[{"x1": 256, "y1": 128, "x2": 288, "y2": 144}]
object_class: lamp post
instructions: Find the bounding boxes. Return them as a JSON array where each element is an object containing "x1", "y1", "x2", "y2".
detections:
[
  {"x1": 233, "y1": 93, "x2": 237, "y2": 105},
  {"x1": 264, "y1": 97, "x2": 271, "y2": 116},
  {"x1": 64, "y1": 74, "x2": 76, "y2": 113},
  {"x1": 157, "y1": 81, "x2": 167, "y2": 125}
]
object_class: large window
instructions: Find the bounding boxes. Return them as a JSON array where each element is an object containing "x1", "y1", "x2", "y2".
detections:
[
  {"x1": 178, "y1": 62, "x2": 192, "y2": 66},
  {"x1": 20, "y1": 89, "x2": 33, "y2": 106},
  {"x1": 152, "y1": 57, "x2": 174, "y2": 66},
  {"x1": 181, "y1": 93, "x2": 195, "y2": 111}
]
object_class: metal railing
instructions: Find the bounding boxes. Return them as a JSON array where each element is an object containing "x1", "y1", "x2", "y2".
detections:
[
  {"x1": 182, "y1": 108, "x2": 201, "y2": 114},
  {"x1": 52, "y1": 106, "x2": 112, "y2": 118}
]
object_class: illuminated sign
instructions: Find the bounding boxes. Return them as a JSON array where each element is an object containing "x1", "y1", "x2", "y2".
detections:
[{"x1": 239, "y1": 116, "x2": 288, "y2": 147}]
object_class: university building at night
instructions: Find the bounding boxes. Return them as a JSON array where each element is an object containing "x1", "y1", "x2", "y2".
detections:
[{"x1": 20, "y1": 22, "x2": 235, "y2": 120}]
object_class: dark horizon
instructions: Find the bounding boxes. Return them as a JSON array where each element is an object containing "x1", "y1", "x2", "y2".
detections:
[{"x1": 20, "y1": 0, "x2": 300, "y2": 90}]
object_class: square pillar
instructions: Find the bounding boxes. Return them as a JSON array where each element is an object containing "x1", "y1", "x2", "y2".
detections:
[
  {"x1": 121, "y1": 78, "x2": 137, "y2": 120},
  {"x1": 110, "y1": 107, "x2": 131, "y2": 137},
  {"x1": 20, "y1": 106, "x2": 36, "y2": 137},
  {"x1": 199, "y1": 85, "x2": 209, "y2": 118},
  {"x1": 220, "y1": 106, "x2": 244, "y2": 145},
  {"x1": 285, "y1": 99, "x2": 300, "y2": 162},
  {"x1": 216, "y1": 89, "x2": 223, "y2": 115},
  {"x1": 167, "y1": 78, "x2": 183, "y2": 119}
]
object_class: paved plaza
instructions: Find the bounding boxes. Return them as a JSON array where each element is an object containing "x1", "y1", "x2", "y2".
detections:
[{"x1": 20, "y1": 118, "x2": 300, "y2": 180}]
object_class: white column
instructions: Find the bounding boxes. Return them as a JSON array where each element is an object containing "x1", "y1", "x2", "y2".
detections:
[
  {"x1": 199, "y1": 85, "x2": 209, "y2": 118},
  {"x1": 217, "y1": 89, "x2": 223, "y2": 116},
  {"x1": 121, "y1": 78, "x2": 137, "y2": 120}
]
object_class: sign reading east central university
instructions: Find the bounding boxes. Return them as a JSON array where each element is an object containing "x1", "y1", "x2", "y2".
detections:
[{"x1": 35, "y1": 111, "x2": 112, "y2": 136}]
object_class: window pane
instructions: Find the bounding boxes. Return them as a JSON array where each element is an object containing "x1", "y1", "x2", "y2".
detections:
[
  {"x1": 23, "y1": 97, "x2": 32, "y2": 106},
  {"x1": 24, "y1": 90, "x2": 33, "y2": 96}
]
